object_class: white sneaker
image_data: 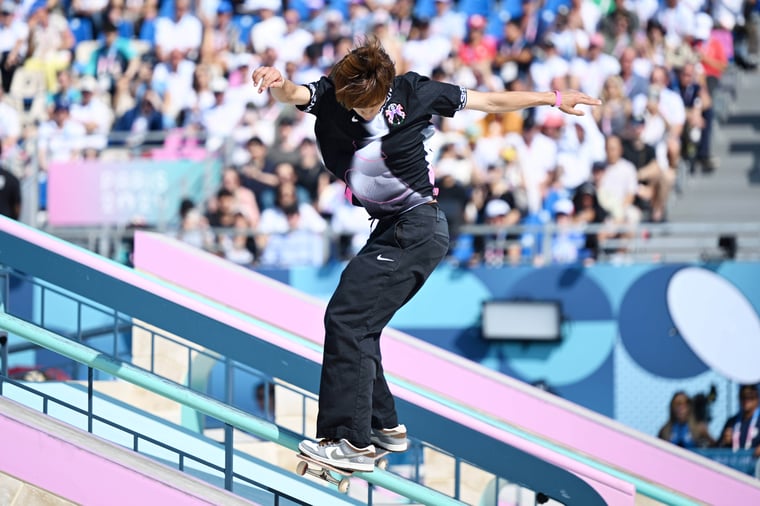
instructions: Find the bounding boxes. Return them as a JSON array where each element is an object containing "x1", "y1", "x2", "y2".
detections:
[
  {"x1": 370, "y1": 424, "x2": 409, "y2": 452},
  {"x1": 299, "y1": 438, "x2": 377, "y2": 472}
]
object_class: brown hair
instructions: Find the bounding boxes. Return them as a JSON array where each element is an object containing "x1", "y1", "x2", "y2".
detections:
[{"x1": 330, "y1": 37, "x2": 395, "y2": 110}]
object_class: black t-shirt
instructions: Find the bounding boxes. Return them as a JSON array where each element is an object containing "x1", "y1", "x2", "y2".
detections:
[
  {"x1": 297, "y1": 72, "x2": 467, "y2": 218},
  {"x1": 622, "y1": 139, "x2": 656, "y2": 171},
  {"x1": 0, "y1": 168, "x2": 21, "y2": 220}
]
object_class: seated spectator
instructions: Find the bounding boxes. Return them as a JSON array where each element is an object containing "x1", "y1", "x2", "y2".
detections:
[
  {"x1": 112, "y1": 89, "x2": 164, "y2": 147},
  {"x1": 259, "y1": 203, "x2": 327, "y2": 267},
  {"x1": 597, "y1": 135, "x2": 641, "y2": 226},
  {"x1": 23, "y1": 0, "x2": 74, "y2": 93},
  {"x1": 257, "y1": 180, "x2": 327, "y2": 252},
  {"x1": 239, "y1": 136, "x2": 279, "y2": 205},
  {"x1": 293, "y1": 138, "x2": 327, "y2": 198},
  {"x1": 548, "y1": 198, "x2": 586, "y2": 265},
  {"x1": 205, "y1": 187, "x2": 238, "y2": 233},
  {"x1": 154, "y1": 0, "x2": 203, "y2": 62},
  {"x1": 36, "y1": 98, "x2": 86, "y2": 170},
  {"x1": 82, "y1": 19, "x2": 139, "y2": 106},
  {"x1": 201, "y1": 77, "x2": 245, "y2": 151},
  {"x1": 217, "y1": 166, "x2": 260, "y2": 227},
  {"x1": 720, "y1": 384, "x2": 760, "y2": 459},
  {"x1": 556, "y1": 114, "x2": 606, "y2": 193},
  {"x1": 70, "y1": 75, "x2": 113, "y2": 156},
  {"x1": 593, "y1": 75, "x2": 633, "y2": 138},
  {"x1": 569, "y1": 32, "x2": 621, "y2": 102},
  {"x1": 658, "y1": 391, "x2": 715, "y2": 449},
  {"x1": 218, "y1": 212, "x2": 258, "y2": 265},
  {"x1": 317, "y1": 179, "x2": 371, "y2": 261},
  {"x1": 474, "y1": 197, "x2": 523, "y2": 267},
  {"x1": 0, "y1": 86, "x2": 21, "y2": 159},
  {"x1": 249, "y1": 0, "x2": 286, "y2": 56},
  {"x1": 639, "y1": 65, "x2": 685, "y2": 177},
  {"x1": 677, "y1": 60, "x2": 719, "y2": 175},
  {"x1": 572, "y1": 181, "x2": 612, "y2": 262},
  {"x1": 0, "y1": 0, "x2": 28, "y2": 94},
  {"x1": 176, "y1": 203, "x2": 216, "y2": 252},
  {"x1": 502, "y1": 111, "x2": 557, "y2": 218},
  {"x1": 621, "y1": 115, "x2": 673, "y2": 222},
  {"x1": 151, "y1": 48, "x2": 196, "y2": 127},
  {"x1": 259, "y1": 161, "x2": 311, "y2": 210}
]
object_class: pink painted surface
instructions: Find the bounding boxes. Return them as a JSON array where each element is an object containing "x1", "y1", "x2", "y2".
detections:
[
  {"x1": 132, "y1": 231, "x2": 760, "y2": 505},
  {"x1": 0, "y1": 411, "x2": 223, "y2": 506}
]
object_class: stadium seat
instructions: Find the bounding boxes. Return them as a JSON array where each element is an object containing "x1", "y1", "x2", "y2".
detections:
[{"x1": 69, "y1": 17, "x2": 94, "y2": 43}]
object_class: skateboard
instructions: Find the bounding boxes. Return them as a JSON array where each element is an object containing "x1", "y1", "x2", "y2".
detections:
[{"x1": 295, "y1": 449, "x2": 390, "y2": 493}]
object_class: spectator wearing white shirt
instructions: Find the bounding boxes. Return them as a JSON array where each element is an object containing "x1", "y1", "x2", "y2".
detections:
[
  {"x1": 0, "y1": 0, "x2": 28, "y2": 94},
  {"x1": 654, "y1": 0, "x2": 697, "y2": 50},
  {"x1": 529, "y1": 37, "x2": 570, "y2": 94},
  {"x1": 633, "y1": 64, "x2": 685, "y2": 173},
  {"x1": 249, "y1": 0, "x2": 286, "y2": 56},
  {"x1": 256, "y1": 180, "x2": 327, "y2": 253},
  {"x1": 278, "y1": 8, "x2": 314, "y2": 66},
  {"x1": 201, "y1": 76, "x2": 245, "y2": 151},
  {"x1": 597, "y1": 135, "x2": 641, "y2": 225},
  {"x1": 70, "y1": 75, "x2": 113, "y2": 154},
  {"x1": 151, "y1": 48, "x2": 196, "y2": 127},
  {"x1": 503, "y1": 112, "x2": 558, "y2": 216},
  {"x1": 570, "y1": 32, "x2": 621, "y2": 100},
  {"x1": 36, "y1": 99, "x2": 87, "y2": 170},
  {"x1": 259, "y1": 204, "x2": 327, "y2": 267},
  {"x1": 429, "y1": 0, "x2": 466, "y2": 48},
  {"x1": 401, "y1": 17, "x2": 452, "y2": 78},
  {"x1": 154, "y1": 0, "x2": 203, "y2": 62},
  {"x1": 0, "y1": 86, "x2": 21, "y2": 159}
]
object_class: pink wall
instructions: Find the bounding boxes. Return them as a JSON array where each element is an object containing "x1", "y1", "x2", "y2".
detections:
[
  {"x1": 132, "y1": 231, "x2": 760, "y2": 505},
  {"x1": 0, "y1": 410, "x2": 229, "y2": 506}
]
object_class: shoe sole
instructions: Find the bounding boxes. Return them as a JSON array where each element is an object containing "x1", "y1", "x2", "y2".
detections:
[
  {"x1": 298, "y1": 442, "x2": 375, "y2": 472},
  {"x1": 370, "y1": 438, "x2": 408, "y2": 452}
]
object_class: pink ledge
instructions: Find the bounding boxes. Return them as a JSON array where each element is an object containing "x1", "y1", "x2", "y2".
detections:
[
  {"x1": 131, "y1": 230, "x2": 760, "y2": 505},
  {"x1": 0, "y1": 406, "x2": 246, "y2": 505}
]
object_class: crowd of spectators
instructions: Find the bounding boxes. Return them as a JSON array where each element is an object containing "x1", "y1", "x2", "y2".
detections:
[
  {"x1": 0, "y1": 0, "x2": 759, "y2": 267},
  {"x1": 658, "y1": 384, "x2": 760, "y2": 478}
]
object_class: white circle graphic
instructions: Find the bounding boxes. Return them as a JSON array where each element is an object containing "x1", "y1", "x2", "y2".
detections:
[{"x1": 667, "y1": 267, "x2": 760, "y2": 384}]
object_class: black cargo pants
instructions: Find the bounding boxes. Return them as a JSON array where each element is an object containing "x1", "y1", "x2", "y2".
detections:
[{"x1": 316, "y1": 202, "x2": 449, "y2": 447}]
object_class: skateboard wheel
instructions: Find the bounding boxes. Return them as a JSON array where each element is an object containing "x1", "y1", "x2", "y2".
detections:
[
  {"x1": 376, "y1": 457, "x2": 388, "y2": 470},
  {"x1": 536, "y1": 492, "x2": 549, "y2": 504},
  {"x1": 296, "y1": 461, "x2": 309, "y2": 476},
  {"x1": 338, "y1": 477, "x2": 350, "y2": 493}
]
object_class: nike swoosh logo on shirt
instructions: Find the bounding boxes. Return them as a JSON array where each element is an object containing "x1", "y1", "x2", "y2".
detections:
[
  {"x1": 377, "y1": 254, "x2": 394, "y2": 262},
  {"x1": 351, "y1": 116, "x2": 359, "y2": 122}
]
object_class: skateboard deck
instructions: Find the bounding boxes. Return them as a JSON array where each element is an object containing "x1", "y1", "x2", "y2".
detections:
[{"x1": 295, "y1": 449, "x2": 390, "y2": 493}]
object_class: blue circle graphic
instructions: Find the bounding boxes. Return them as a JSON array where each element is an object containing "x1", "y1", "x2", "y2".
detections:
[{"x1": 619, "y1": 265, "x2": 708, "y2": 378}]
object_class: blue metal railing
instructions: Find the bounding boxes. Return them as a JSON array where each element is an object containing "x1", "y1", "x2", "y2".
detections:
[{"x1": 0, "y1": 311, "x2": 466, "y2": 506}]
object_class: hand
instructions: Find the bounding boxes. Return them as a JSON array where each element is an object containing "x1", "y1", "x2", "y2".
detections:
[
  {"x1": 557, "y1": 89, "x2": 602, "y2": 116},
  {"x1": 251, "y1": 66, "x2": 285, "y2": 94}
]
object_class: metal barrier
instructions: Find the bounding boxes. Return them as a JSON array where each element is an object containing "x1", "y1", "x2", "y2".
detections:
[{"x1": 0, "y1": 311, "x2": 465, "y2": 506}]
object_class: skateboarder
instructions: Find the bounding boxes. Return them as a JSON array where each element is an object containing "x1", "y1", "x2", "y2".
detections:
[{"x1": 252, "y1": 38, "x2": 600, "y2": 472}]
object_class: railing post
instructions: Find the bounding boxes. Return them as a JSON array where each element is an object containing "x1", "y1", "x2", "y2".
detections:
[
  {"x1": 88, "y1": 366, "x2": 94, "y2": 433},
  {"x1": 224, "y1": 356, "x2": 234, "y2": 491},
  {"x1": 0, "y1": 330, "x2": 8, "y2": 394},
  {"x1": 224, "y1": 422, "x2": 234, "y2": 491}
]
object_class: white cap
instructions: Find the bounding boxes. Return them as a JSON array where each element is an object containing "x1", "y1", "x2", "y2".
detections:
[
  {"x1": 553, "y1": 198, "x2": 574, "y2": 216},
  {"x1": 485, "y1": 199, "x2": 511, "y2": 218},
  {"x1": 211, "y1": 77, "x2": 228, "y2": 93},
  {"x1": 692, "y1": 12, "x2": 713, "y2": 41}
]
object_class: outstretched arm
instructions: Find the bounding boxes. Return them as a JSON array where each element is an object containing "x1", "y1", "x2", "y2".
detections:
[
  {"x1": 251, "y1": 66, "x2": 311, "y2": 106},
  {"x1": 465, "y1": 89, "x2": 601, "y2": 116}
]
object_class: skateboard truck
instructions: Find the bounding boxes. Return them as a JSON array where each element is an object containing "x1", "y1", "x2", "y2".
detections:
[{"x1": 295, "y1": 450, "x2": 389, "y2": 494}]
